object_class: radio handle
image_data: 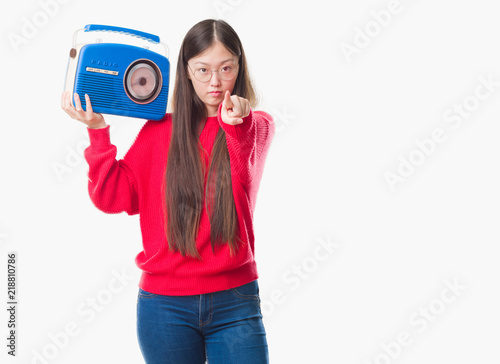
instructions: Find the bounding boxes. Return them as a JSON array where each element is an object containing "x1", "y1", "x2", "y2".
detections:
[{"x1": 72, "y1": 24, "x2": 169, "y2": 58}]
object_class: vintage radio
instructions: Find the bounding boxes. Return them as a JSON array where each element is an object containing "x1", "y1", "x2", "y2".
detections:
[{"x1": 63, "y1": 24, "x2": 170, "y2": 121}]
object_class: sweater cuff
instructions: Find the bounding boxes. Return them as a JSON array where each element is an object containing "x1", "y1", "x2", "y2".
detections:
[{"x1": 87, "y1": 124, "x2": 111, "y2": 149}]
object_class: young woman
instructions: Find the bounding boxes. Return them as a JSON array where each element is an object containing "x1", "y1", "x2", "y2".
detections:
[{"x1": 61, "y1": 19, "x2": 275, "y2": 364}]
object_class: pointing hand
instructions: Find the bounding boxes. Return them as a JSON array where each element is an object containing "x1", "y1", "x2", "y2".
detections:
[{"x1": 220, "y1": 90, "x2": 250, "y2": 125}]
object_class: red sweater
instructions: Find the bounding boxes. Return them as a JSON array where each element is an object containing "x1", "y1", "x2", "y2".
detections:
[{"x1": 83, "y1": 103, "x2": 275, "y2": 295}]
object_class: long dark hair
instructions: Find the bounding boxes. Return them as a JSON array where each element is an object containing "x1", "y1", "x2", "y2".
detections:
[{"x1": 162, "y1": 19, "x2": 257, "y2": 260}]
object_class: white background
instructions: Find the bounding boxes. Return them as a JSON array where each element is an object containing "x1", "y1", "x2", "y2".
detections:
[{"x1": 1, "y1": 0, "x2": 499, "y2": 363}]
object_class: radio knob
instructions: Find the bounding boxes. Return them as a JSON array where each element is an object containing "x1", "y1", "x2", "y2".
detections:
[{"x1": 69, "y1": 48, "x2": 77, "y2": 58}]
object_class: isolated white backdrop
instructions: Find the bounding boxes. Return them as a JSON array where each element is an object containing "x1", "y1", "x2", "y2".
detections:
[{"x1": 1, "y1": 0, "x2": 499, "y2": 363}]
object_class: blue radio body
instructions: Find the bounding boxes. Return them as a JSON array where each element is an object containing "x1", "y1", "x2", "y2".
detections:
[{"x1": 64, "y1": 24, "x2": 170, "y2": 121}]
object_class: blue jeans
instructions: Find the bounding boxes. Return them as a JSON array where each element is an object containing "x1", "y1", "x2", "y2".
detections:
[{"x1": 136, "y1": 279, "x2": 269, "y2": 364}]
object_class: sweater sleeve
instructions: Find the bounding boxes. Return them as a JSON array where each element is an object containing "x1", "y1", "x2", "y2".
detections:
[
  {"x1": 83, "y1": 124, "x2": 140, "y2": 215},
  {"x1": 216, "y1": 103, "x2": 275, "y2": 185}
]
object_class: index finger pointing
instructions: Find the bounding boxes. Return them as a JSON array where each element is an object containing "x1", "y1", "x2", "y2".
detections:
[{"x1": 223, "y1": 90, "x2": 233, "y2": 109}]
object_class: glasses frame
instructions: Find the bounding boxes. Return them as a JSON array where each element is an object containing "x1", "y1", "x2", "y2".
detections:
[{"x1": 187, "y1": 62, "x2": 239, "y2": 83}]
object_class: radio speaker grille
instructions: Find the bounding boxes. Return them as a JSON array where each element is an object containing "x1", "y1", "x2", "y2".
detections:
[{"x1": 75, "y1": 73, "x2": 168, "y2": 112}]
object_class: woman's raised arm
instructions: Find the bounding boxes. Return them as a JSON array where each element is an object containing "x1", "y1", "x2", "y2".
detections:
[{"x1": 61, "y1": 91, "x2": 140, "y2": 215}]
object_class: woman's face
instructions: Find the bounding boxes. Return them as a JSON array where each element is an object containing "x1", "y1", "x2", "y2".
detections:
[{"x1": 187, "y1": 42, "x2": 239, "y2": 117}]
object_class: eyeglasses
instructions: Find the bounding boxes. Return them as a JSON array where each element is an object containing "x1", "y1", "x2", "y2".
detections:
[{"x1": 187, "y1": 63, "x2": 238, "y2": 82}]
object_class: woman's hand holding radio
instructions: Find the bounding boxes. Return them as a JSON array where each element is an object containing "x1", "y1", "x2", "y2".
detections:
[
  {"x1": 61, "y1": 91, "x2": 107, "y2": 129},
  {"x1": 221, "y1": 90, "x2": 250, "y2": 125}
]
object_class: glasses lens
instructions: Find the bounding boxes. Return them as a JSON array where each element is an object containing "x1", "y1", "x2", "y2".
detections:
[
  {"x1": 195, "y1": 69, "x2": 211, "y2": 82},
  {"x1": 220, "y1": 66, "x2": 237, "y2": 81}
]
